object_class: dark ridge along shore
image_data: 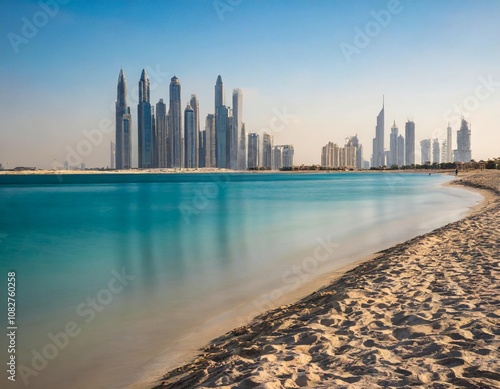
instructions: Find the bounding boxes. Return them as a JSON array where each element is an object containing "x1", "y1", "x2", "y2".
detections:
[{"x1": 153, "y1": 171, "x2": 500, "y2": 389}]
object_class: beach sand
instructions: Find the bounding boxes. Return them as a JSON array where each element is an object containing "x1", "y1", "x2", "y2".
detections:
[{"x1": 152, "y1": 171, "x2": 499, "y2": 389}]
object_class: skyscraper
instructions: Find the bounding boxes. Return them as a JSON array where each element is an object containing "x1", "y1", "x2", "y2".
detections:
[
  {"x1": 372, "y1": 98, "x2": 385, "y2": 167},
  {"x1": 247, "y1": 133, "x2": 259, "y2": 169},
  {"x1": 214, "y1": 75, "x2": 229, "y2": 168},
  {"x1": 397, "y1": 134, "x2": 405, "y2": 167},
  {"x1": 405, "y1": 120, "x2": 415, "y2": 166},
  {"x1": 115, "y1": 69, "x2": 132, "y2": 169},
  {"x1": 389, "y1": 121, "x2": 398, "y2": 167},
  {"x1": 216, "y1": 105, "x2": 229, "y2": 168},
  {"x1": 262, "y1": 133, "x2": 272, "y2": 168},
  {"x1": 199, "y1": 129, "x2": 206, "y2": 168},
  {"x1": 110, "y1": 141, "x2": 115, "y2": 169},
  {"x1": 215, "y1": 75, "x2": 224, "y2": 113},
  {"x1": 169, "y1": 76, "x2": 182, "y2": 168},
  {"x1": 454, "y1": 118, "x2": 472, "y2": 163},
  {"x1": 138, "y1": 69, "x2": 153, "y2": 168},
  {"x1": 184, "y1": 104, "x2": 197, "y2": 168},
  {"x1": 156, "y1": 99, "x2": 168, "y2": 168},
  {"x1": 432, "y1": 138, "x2": 440, "y2": 164},
  {"x1": 232, "y1": 88, "x2": 245, "y2": 170},
  {"x1": 348, "y1": 135, "x2": 363, "y2": 169},
  {"x1": 205, "y1": 114, "x2": 216, "y2": 167},
  {"x1": 282, "y1": 145, "x2": 294, "y2": 168},
  {"x1": 228, "y1": 91, "x2": 239, "y2": 169},
  {"x1": 446, "y1": 122, "x2": 453, "y2": 163},
  {"x1": 272, "y1": 146, "x2": 282, "y2": 170},
  {"x1": 190, "y1": 95, "x2": 200, "y2": 167},
  {"x1": 421, "y1": 139, "x2": 431, "y2": 165}
]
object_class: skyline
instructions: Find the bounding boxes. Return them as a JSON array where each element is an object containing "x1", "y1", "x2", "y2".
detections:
[{"x1": 1, "y1": 0, "x2": 500, "y2": 169}]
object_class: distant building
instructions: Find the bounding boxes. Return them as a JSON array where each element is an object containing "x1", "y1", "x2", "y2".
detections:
[
  {"x1": 115, "y1": 69, "x2": 132, "y2": 169},
  {"x1": 282, "y1": 145, "x2": 294, "y2": 168},
  {"x1": 138, "y1": 69, "x2": 153, "y2": 168},
  {"x1": 248, "y1": 133, "x2": 259, "y2": 169},
  {"x1": 348, "y1": 135, "x2": 363, "y2": 169},
  {"x1": 441, "y1": 140, "x2": 447, "y2": 164},
  {"x1": 389, "y1": 121, "x2": 398, "y2": 167},
  {"x1": 215, "y1": 75, "x2": 224, "y2": 113},
  {"x1": 405, "y1": 120, "x2": 415, "y2": 166},
  {"x1": 110, "y1": 141, "x2": 115, "y2": 169},
  {"x1": 397, "y1": 134, "x2": 405, "y2": 167},
  {"x1": 184, "y1": 104, "x2": 197, "y2": 168},
  {"x1": 169, "y1": 76, "x2": 183, "y2": 168},
  {"x1": 372, "y1": 99, "x2": 385, "y2": 167},
  {"x1": 454, "y1": 118, "x2": 472, "y2": 163},
  {"x1": 272, "y1": 146, "x2": 282, "y2": 170},
  {"x1": 446, "y1": 123, "x2": 453, "y2": 163},
  {"x1": 190, "y1": 95, "x2": 200, "y2": 166},
  {"x1": 156, "y1": 99, "x2": 168, "y2": 168},
  {"x1": 321, "y1": 142, "x2": 340, "y2": 168},
  {"x1": 432, "y1": 138, "x2": 440, "y2": 164},
  {"x1": 321, "y1": 136, "x2": 362, "y2": 169},
  {"x1": 420, "y1": 139, "x2": 431, "y2": 165},
  {"x1": 216, "y1": 105, "x2": 230, "y2": 168},
  {"x1": 205, "y1": 114, "x2": 216, "y2": 167},
  {"x1": 232, "y1": 88, "x2": 245, "y2": 170},
  {"x1": 262, "y1": 133, "x2": 272, "y2": 168}
]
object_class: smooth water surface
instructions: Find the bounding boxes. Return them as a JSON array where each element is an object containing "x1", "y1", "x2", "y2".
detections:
[{"x1": 0, "y1": 173, "x2": 482, "y2": 388}]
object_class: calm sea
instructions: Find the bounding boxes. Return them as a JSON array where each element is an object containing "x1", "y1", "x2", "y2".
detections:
[{"x1": 0, "y1": 172, "x2": 482, "y2": 388}]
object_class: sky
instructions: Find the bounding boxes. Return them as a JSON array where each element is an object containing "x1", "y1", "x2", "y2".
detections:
[{"x1": 0, "y1": 0, "x2": 499, "y2": 169}]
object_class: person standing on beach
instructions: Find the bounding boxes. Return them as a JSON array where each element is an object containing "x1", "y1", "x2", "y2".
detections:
[{"x1": 455, "y1": 167, "x2": 459, "y2": 177}]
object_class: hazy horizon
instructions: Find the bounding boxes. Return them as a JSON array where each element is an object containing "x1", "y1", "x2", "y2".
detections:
[{"x1": 1, "y1": 0, "x2": 499, "y2": 169}]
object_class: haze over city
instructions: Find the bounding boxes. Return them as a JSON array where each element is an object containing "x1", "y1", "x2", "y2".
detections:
[{"x1": 1, "y1": 0, "x2": 499, "y2": 169}]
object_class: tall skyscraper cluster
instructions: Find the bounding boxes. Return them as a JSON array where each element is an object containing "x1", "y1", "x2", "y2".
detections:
[
  {"x1": 320, "y1": 135, "x2": 363, "y2": 169},
  {"x1": 369, "y1": 98, "x2": 471, "y2": 168},
  {"x1": 114, "y1": 70, "x2": 294, "y2": 170},
  {"x1": 371, "y1": 99, "x2": 417, "y2": 168}
]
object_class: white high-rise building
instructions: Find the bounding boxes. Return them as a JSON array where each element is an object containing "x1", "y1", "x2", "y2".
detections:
[
  {"x1": 372, "y1": 98, "x2": 385, "y2": 167},
  {"x1": 405, "y1": 121, "x2": 415, "y2": 166},
  {"x1": 389, "y1": 121, "x2": 398, "y2": 167},
  {"x1": 262, "y1": 133, "x2": 272, "y2": 168},
  {"x1": 432, "y1": 138, "x2": 440, "y2": 164},
  {"x1": 421, "y1": 139, "x2": 431, "y2": 165}
]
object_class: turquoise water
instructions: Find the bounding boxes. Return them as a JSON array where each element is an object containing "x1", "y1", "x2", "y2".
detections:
[{"x1": 0, "y1": 173, "x2": 482, "y2": 388}]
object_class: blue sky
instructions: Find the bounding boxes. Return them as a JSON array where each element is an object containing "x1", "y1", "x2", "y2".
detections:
[{"x1": 1, "y1": 0, "x2": 499, "y2": 168}]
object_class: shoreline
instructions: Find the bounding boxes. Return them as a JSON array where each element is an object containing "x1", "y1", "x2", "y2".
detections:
[
  {"x1": 0, "y1": 168, "x2": 460, "y2": 176},
  {"x1": 150, "y1": 171, "x2": 499, "y2": 388}
]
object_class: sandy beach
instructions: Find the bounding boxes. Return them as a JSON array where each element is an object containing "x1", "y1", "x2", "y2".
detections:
[{"x1": 153, "y1": 171, "x2": 499, "y2": 388}]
